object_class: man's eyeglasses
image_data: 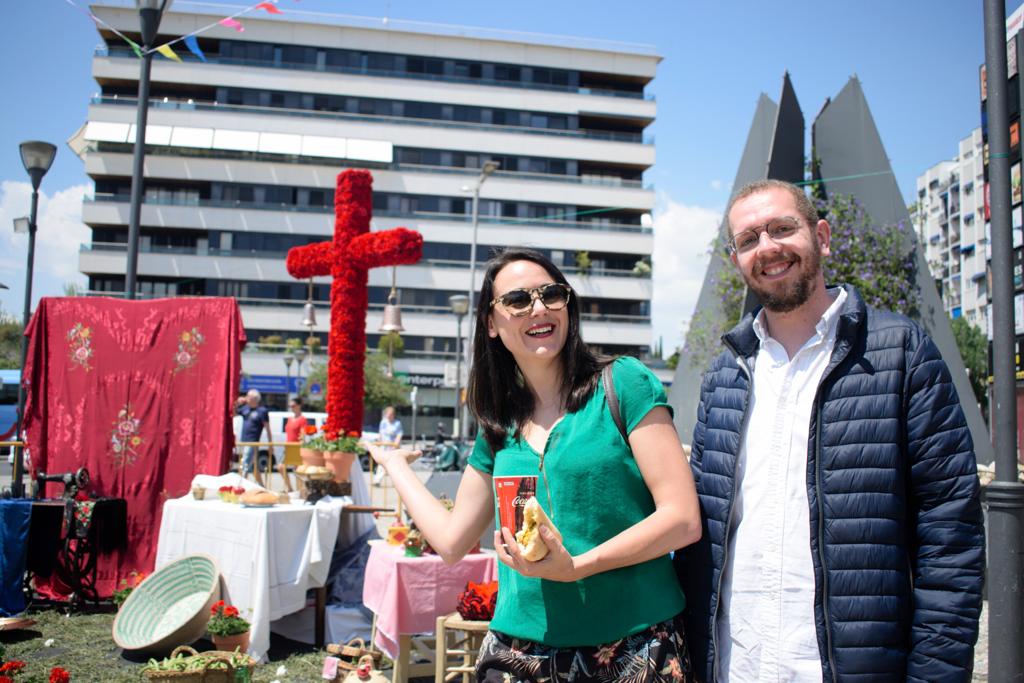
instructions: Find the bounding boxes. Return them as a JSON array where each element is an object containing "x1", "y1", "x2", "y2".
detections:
[
  {"x1": 729, "y1": 216, "x2": 805, "y2": 254},
  {"x1": 490, "y1": 283, "x2": 572, "y2": 317}
]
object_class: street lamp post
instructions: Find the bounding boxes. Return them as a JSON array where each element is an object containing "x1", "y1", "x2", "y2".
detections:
[
  {"x1": 461, "y1": 160, "x2": 499, "y2": 440},
  {"x1": 294, "y1": 347, "x2": 308, "y2": 396},
  {"x1": 283, "y1": 352, "x2": 294, "y2": 399},
  {"x1": 449, "y1": 294, "x2": 469, "y2": 441},
  {"x1": 13, "y1": 140, "x2": 57, "y2": 498},
  {"x1": 125, "y1": 0, "x2": 171, "y2": 300}
]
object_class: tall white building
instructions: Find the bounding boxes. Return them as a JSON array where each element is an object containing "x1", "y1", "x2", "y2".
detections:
[
  {"x1": 915, "y1": 127, "x2": 988, "y2": 330},
  {"x1": 74, "y1": 6, "x2": 660, "y2": 431}
]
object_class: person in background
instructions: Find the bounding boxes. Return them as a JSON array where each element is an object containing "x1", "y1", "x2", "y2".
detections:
[
  {"x1": 235, "y1": 389, "x2": 290, "y2": 491},
  {"x1": 280, "y1": 397, "x2": 307, "y2": 491},
  {"x1": 373, "y1": 405, "x2": 403, "y2": 485}
]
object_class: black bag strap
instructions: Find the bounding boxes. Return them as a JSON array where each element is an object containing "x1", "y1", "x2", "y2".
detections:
[{"x1": 601, "y1": 362, "x2": 628, "y2": 442}]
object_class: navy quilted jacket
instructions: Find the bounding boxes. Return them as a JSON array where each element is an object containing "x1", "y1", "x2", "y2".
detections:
[{"x1": 676, "y1": 285, "x2": 984, "y2": 682}]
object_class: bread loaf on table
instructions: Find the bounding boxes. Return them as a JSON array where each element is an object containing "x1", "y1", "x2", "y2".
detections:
[{"x1": 239, "y1": 489, "x2": 278, "y2": 505}]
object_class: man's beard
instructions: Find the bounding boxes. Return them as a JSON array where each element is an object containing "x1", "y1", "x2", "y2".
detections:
[{"x1": 744, "y1": 241, "x2": 822, "y2": 313}]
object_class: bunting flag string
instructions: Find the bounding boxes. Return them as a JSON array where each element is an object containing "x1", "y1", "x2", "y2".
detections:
[{"x1": 65, "y1": 0, "x2": 286, "y2": 62}]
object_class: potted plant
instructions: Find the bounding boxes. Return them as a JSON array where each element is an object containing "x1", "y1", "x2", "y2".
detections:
[
  {"x1": 207, "y1": 600, "x2": 250, "y2": 653},
  {"x1": 300, "y1": 423, "x2": 325, "y2": 467},
  {"x1": 321, "y1": 430, "x2": 364, "y2": 483},
  {"x1": 112, "y1": 570, "x2": 147, "y2": 607}
]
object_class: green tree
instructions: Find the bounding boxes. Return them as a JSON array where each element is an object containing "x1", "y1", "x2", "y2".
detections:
[
  {"x1": 0, "y1": 310, "x2": 22, "y2": 368},
  {"x1": 301, "y1": 351, "x2": 410, "y2": 413},
  {"x1": 950, "y1": 316, "x2": 988, "y2": 417},
  {"x1": 378, "y1": 332, "x2": 405, "y2": 358}
]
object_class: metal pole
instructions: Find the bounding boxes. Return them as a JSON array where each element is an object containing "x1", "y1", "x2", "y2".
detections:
[
  {"x1": 454, "y1": 314, "x2": 463, "y2": 441},
  {"x1": 984, "y1": 0, "x2": 1024, "y2": 679},
  {"x1": 125, "y1": 5, "x2": 164, "y2": 299},
  {"x1": 462, "y1": 186, "x2": 481, "y2": 442},
  {"x1": 12, "y1": 188, "x2": 40, "y2": 499}
]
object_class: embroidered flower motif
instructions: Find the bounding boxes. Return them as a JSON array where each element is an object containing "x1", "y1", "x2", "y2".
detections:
[
  {"x1": 110, "y1": 405, "x2": 144, "y2": 467},
  {"x1": 173, "y1": 327, "x2": 205, "y2": 374},
  {"x1": 67, "y1": 322, "x2": 93, "y2": 370}
]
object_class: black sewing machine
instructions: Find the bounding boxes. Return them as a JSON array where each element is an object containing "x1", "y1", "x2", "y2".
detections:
[{"x1": 35, "y1": 467, "x2": 90, "y2": 500}]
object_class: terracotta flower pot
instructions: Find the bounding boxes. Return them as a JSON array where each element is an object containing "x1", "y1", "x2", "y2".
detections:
[
  {"x1": 300, "y1": 448, "x2": 325, "y2": 467},
  {"x1": 323, "y1": 451, "x2": 356, "y2": 483},
  {"x1": 211, "y1": 630, "x2": 250, "y2": 653}
]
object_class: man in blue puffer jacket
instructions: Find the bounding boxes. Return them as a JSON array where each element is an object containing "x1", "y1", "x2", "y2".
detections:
[{"x1": 677, "y1": 179, "x2": 984, "y2": 682}]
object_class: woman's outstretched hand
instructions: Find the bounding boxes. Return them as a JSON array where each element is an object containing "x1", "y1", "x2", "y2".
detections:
[
  {"x1": 363, "y1": 441, "x2": 421, "y2": 469},
  {"x1": 494, "y1": 525, "x2": 579, "y2": 582}
]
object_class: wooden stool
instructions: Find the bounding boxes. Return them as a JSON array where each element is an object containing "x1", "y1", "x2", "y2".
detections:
[{"x1": 434, "y1": 613, "x2": 490, "y2": 683}]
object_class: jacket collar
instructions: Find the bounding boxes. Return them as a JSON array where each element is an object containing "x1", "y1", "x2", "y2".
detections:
[{"x1": 722, "y1": 284, "x2": 867, "y2": 361}]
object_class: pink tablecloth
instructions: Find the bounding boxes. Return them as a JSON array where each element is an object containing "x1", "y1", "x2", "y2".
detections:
[{"x1": 362, "y1": 540, "x2": 497, "y2": 657}]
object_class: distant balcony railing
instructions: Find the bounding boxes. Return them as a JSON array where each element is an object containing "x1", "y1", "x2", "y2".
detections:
[
  {"x1": 90, "y1": 95, "x2": 653, "y2": 145},
  {"x1": 85, "y1": 141, "x2": 651, "y2": 190},
  {"x1": 82, "y1": 243, "x2": 652, "y2": 280},
  {"x1": 96, "y1": 45, "x2": 654, "y2": 101},
  {"x1": 85, "y1": 194, "x2": 652, "y2": 234},
  {"x1": 80, "y1": 290, "x2": 651, "y2": 324}
]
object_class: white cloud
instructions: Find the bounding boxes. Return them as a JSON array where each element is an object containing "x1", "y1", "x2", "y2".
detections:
[
  {"x1": 651, "y1": 194, "x2": 722, "y2": 356},
  {"x1": 0, "y1": 180, "x2": 90, "y2": 317},
  {"x1": 710, "y1": 179, "x2": 724, "y2": 191}
]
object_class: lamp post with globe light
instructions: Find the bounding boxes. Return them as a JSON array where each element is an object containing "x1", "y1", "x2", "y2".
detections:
[
  {"x1": 448, "y1": 294, "x2": 469, "y2": 440},
  {"x1": 12, "y1": 140, "x2": 57, "y2": 498}
]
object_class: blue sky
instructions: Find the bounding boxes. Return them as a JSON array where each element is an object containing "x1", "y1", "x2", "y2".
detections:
[{"x1": 0, "y1": 0, "x2": 1013, "y2": 351}]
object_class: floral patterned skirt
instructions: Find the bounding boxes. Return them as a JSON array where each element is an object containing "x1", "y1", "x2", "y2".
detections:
[{"x1": 475, "y1": 613, "x2": 694, "y2": 683}]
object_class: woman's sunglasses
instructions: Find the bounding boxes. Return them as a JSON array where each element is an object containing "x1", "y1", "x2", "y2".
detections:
[{"x1": 489, "y1": 283, "x2": 572, "y2": 317}]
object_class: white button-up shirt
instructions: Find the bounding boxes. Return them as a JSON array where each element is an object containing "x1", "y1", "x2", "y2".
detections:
[{"x1": 718, "y1": 287, "x2": 846, "y2": 683}]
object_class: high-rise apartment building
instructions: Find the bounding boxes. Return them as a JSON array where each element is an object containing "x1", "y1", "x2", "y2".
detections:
[
  {"x1": 915, "y1": 127, "x2": 988, "y2": 330},
  {"x1": 74, "y1": 6, "x2": 659, "y2": 430}
]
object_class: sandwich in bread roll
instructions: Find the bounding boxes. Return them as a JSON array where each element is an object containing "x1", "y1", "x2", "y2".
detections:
[
  {"x1": 239, "y1": 489, "x2": 278, "y2": 505},
  {"x1": 514, "y1": 497, "x2": 562, "y2": 561}
]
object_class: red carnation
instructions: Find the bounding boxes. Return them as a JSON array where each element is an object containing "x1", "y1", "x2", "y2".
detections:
[
  {"x1": 303, "y1": 424, "x2": 317, "y2": 435},
  {"x1": 1, "y1": 675, "x2": 15, "y2": 683},
  {"x1": 50, "y1": 667, "x2": 72, "y2": 683},
  {"x1": 224, "y1": 606, "x2": 239, "y2": 617},
  {"x1": 0, "y1": 662, "x2": 26, "y2": 674},
  {"x1": 211, "y1": 599, "x2": 225, "y2": 614}
]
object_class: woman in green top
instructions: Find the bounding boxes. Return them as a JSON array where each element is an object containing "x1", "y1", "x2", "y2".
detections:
[{"x1": 366, "y1": 248, "x2": 700, "y2": 682}]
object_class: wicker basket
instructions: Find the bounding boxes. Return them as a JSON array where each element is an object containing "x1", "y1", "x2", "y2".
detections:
[
  {"x1": 142, "y1": 645, "x2": 256, "y2": 682},
  {"x1": 112, "y1": 554, "x2": 221, "y2": 655},
  {"x1": 326, "y1": 637, "x2": 383, "y2": 666}
]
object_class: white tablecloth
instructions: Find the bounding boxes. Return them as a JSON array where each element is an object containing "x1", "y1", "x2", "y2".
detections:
[{"x1": 155, "y1": 462, "x2": 374, "y2": 662}]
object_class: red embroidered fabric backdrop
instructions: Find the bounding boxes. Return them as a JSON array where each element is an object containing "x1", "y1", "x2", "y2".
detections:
[{"x1": 23, "y1": 296, "x2": 246, "y2": 597}]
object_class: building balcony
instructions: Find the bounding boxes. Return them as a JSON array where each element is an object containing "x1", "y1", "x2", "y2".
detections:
[
  {"x1": 90, "y1": 95, "x2": 652, "y2": 145},
  {"x1": 88, "y1": 101, "x2": 655, "y2": 167},
  {"x1": 79, "y1": 248, "x2": 654, "y2": 301},
  {"x1": 82, "y1": 147, "x2": 655, "y2": 211},
  {"x1": 96, "y1": 45, "x2": 654, "y2": 102},
  {"x1": 83, "y1": 194, "x2": 651, "y2": 234},
  {"x1": 82, "y1": 242, "x2": 652, "y2": 280}
]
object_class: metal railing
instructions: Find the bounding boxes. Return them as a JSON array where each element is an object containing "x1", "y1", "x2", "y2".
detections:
[
  {"x1": 81, "y1": 290, "x2": 651, "y2": 324},
  {"x1": 86, "y1": 141, "x2": 650, "y2": 190},
  {"x1": 90, "y1": 95, "x2": 653, "y2": 145},
  {"x1": 96, "y1": 45, "x2": 654, "y2": 101},
  {"x1": 81, "y1": 243, "x2": 650, "y2": 278},
  {"x1": 86, "y1": 194, "x2": 652, "y2": 233}
]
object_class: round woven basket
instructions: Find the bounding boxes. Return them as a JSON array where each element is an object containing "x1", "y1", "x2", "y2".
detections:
[{"x1": 113, "y1": 554, "x2": 221, "y2": 655}]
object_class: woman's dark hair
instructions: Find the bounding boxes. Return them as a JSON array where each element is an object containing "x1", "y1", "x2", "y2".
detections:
[
  {"x1": 467, "y1": 248, "x2": 608, "y2": 455},
  {"x1": 290, "y1": 398, "x2": 302, "y2": 408}
]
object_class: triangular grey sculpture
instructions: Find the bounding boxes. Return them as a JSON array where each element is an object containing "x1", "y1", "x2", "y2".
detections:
[
  {"x1": 667, "y1": 74, "x2": 803, "y2": 443},
  {"x1": 812, "y1": 77, "x2": 993, "y2": 463}
]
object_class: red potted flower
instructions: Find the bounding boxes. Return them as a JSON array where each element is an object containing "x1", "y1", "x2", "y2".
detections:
[
  {"x1": 321, "y1": 430, "x2": 363, "y2": 483},
  {"x1": 300, "y1": 423, "x2": 325, "y2": 467},
  {"x1": 207, "y1": 600, "x2": 250, "y2": 653}
]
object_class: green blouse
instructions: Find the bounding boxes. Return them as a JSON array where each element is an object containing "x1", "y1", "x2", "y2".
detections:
[{"x1": 468, "y1": 356, "x2": 685, "y2": 647}]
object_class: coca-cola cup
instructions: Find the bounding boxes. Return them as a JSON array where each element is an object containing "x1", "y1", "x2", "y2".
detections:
[{"x1": 493, "y1": 475, "x2": 538, "y2": 538}]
